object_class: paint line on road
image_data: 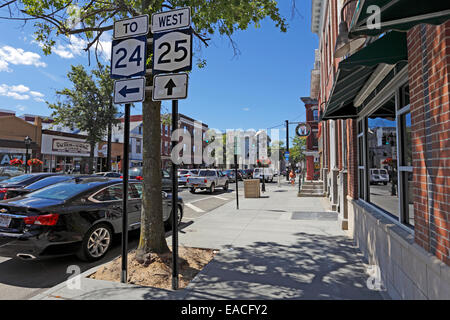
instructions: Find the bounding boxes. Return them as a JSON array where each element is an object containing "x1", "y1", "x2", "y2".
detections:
[
  {"x1": 185, "y1": 203, "x2": 205, "y2": 213},
  {"x1": 213, "y1": 196, "x2": 229, "y2": 201}
]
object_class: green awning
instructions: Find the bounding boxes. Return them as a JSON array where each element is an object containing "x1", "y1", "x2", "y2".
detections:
[
  {"x1": 323, "y1": 31, "x2": 407, "y2": 120},
  {"x1": 350, "y1": 0, "x2": 450, "y2": 38}
]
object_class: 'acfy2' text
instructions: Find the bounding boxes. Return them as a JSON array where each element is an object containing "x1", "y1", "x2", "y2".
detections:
[{"x1": 226, "y1": 304, "x2": 268, "y2": 315}]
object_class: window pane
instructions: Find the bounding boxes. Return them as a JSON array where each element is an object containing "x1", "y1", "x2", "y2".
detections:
[
  {"x1": 367, "y1": 113, "x2": 399, "y2": 219},
  {"x1": 404, "y1": 112, "x2": 412, "y2": 167}
]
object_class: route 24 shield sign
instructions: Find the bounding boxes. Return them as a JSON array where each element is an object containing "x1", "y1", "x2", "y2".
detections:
[{"x1": 295, "y1": 123, "x2": 311, "y2": 137}]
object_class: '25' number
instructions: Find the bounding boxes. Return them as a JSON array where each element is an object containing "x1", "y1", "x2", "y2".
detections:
[
  {"x1": 115, "y1": 45, "x2": 142, "y2": 69},
  {"x1": 158, "y1": 40, "x2": 188, "y2": 64}
]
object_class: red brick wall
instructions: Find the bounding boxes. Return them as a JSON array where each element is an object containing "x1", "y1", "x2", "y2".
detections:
[
  {"x1": 407, "y1": 22, "x2": 450, "y2": 265},
  {"x1": 347, "y1": 119, "x2": 358, "y2": 199}
]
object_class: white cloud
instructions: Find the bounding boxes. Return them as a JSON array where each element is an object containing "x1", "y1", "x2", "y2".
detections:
[
  {"x1": 0, "y1": 46, "x2": 47, "y2": 72},
  {"x1": 30, "y1": 91, "x2": 44, "y2": 98},
  {"x1": 48, "y1": 34, "x2": 111, "y2": 61},
  {"x1": 16, "y1": 105, "x2": 26, "y2": 111},
  {"x1": 0, "y1": 84, "x2": 44, "y2": 101},
  {"x1": 243, "y1": 107, "x2": 250, "y2": 112}
]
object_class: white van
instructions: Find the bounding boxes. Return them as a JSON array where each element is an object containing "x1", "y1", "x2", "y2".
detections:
[
  {"x1": 253, "y1": 168, "x2": 274, "y2": 182},
  {"x1": 369, "y1": 168, "x2": 389, "y2": 185}
]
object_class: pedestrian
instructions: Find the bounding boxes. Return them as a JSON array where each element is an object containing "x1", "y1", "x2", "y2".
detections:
[{"x1": 289, "y1": 169, "x2": 296, "y2": 185}]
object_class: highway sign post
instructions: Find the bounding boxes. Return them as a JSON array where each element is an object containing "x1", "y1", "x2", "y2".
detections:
[
  {"x1": 111, "y1": 15, "x2": 150, "y2": 285},
  {"x1": 114, "y1": 15, "x2": 149, "y2": 39},
  {"x1": 151, "y1": 8, "x2": 192, "y2": 291},
  {"x1": 152, "y1": 73, "x2": 188, "y2": 101},
  {"x1": 111, "y1": 35, "x2": 147, "y2": 79},
  {"x1": 114, "y1": 77, "x2": 145, "y2": 104},
  {"x1": 151, "y1": 7, "x2": 191, "y2": 33},
  {"x1": 153, "y1": 29, "x2": 192, "y2": 75}
]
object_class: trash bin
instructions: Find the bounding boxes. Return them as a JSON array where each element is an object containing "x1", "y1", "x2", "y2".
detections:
[{"x1": 244, "y1": 179, "x2": 260, "y2": 198}]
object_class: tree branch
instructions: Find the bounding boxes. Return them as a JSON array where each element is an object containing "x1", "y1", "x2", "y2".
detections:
[{"x1": 0, "y1": 0, "x2": 17, "y2": 10}]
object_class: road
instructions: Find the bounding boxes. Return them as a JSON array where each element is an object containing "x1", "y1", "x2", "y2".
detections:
[{"x1": 0, "y1": 180, "x2": 247, "y2": 300}]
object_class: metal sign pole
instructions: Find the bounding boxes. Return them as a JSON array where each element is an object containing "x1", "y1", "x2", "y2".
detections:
[
  {"x1": 234, "y1": 155, "x2": 239, "y2": 210},
  {"x1": 171, "y1": 99, "x2": 179, "y2": 290},
  {"x1": 285, "y1": 120, "x2": 289, "y2": 181},
  {"x1": 121, "y1": 103, "x2": 130, "y2": 283}
]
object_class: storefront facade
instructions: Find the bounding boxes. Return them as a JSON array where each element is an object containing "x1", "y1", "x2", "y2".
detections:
[
  {"x1": 0, "y1": 114, "x2": 42, "y2": 172},
  {"x1": 311, "y1": 0, "x2": 450, "y2": 299},
  {"x1": 41, "y1": 130, "x2": 104, "y2": 173}
]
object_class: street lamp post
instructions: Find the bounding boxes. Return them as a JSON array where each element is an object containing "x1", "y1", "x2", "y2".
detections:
[
  {"x1": 24, "y1": 136, "x2": 32, "y2": 173},
  {"x1": 255, "y1": 130, "x2": 266, "y2": 193}
]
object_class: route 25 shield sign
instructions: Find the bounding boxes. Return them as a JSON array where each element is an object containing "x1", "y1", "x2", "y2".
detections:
[{"x1": 152, "y1": 28, "x2": 192, "y2": 75}]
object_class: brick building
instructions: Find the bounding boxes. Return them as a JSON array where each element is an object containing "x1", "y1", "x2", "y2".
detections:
[
  {"x1": 311, "y1": 0, "x2": 450, "y2": 299},
  {"x1": 301, "y1": 97, "x2": 320, "y2": 180}
]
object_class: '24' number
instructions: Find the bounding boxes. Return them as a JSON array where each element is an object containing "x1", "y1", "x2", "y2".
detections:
[
  {"x1": 115, "y1": 46, "x2": 142, "y2": 69},
  {"x1": 158, "y1": 39, "x2": 188, "y2": 64}
]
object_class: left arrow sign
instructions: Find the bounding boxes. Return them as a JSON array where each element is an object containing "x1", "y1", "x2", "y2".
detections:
[{"x1": 114, "y1": 77, "x2": 145, "y2": 104}]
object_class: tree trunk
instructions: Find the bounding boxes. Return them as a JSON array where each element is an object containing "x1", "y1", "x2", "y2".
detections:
[
  {"x1": 89, "y1": 142, "x2": 95, "y2": 174},
  {"x1": 136, "y1": 96, "x2": 170, "y2": 260}
]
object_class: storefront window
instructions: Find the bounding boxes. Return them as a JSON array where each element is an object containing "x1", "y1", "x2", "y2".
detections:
[
  {"x1": 367, "y1": 105, "x2": 399, "y2": 219},
  {"x1": 359, "y1": 84, "x2": 414, "y2": 228}
]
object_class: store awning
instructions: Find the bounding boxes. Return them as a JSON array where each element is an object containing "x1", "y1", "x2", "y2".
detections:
[
  {"x1": 349, "y1": 0, "x2": 450, "y2": 38},
  {"x1": 322, "y1": 31, "x2": 407, "y2": 120}
]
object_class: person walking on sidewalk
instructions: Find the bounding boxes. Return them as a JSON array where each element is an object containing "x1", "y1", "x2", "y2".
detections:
[{"x1": 289, "y1": 169, "x2": 296, "y2": 185}]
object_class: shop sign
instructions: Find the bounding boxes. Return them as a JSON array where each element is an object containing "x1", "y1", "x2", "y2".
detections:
[{"x1": 52, "y1": 139, "x2": 90, "y2": 154}]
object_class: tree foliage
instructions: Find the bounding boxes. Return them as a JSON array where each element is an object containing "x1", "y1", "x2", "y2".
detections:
[
  {"x1": 289, "y1": 136, "x2": 306, "y2": 166},
  {"x1": 48, "y1": 64, "x2": 118, "y2": 172}
]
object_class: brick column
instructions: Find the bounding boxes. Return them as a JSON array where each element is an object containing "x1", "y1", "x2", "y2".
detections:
[{"x1": 407, "y1": 22, "x2": 450, "y2": 265}]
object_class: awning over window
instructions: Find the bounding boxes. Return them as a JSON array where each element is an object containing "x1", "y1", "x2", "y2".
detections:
[
  {"x1": 322, "y1": 31, "x2": 407, "y2": 120},
  {"x1": 349, "y1": 0, "x2": 450, "y2": 38}
]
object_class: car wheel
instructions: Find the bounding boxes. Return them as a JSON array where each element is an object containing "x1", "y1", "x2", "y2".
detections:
[
  {"x1": 168, "y1": 205, "x2": 183, "y2": 228},
  {"x1": 383, "y1": 182, "x2": 387, "y2": 185},
  {"x1": 223, "y1": 182, "x2": 229, "y2": 191},
  {"x1": 76, "y1": 223, "x2": 113, "y2": 262},
  {"x1": 189, "y1": 188, "x2": 195, "y2": 193},
  {"x1": 209, "y1": 183, "x2": 215, "y2": 194}
]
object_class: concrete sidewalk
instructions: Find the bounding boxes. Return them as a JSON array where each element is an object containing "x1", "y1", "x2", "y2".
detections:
[{"x1": 33, "y1": 181, "x2": 385, "y2": 300}]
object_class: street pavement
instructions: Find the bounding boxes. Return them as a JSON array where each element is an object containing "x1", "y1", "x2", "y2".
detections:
[
  {"x1": 32, "y1": 180, "x2": 386, "y2": 300},
  {"x1": 0, "y1": 181, "x2": 247, "y2": 300}
]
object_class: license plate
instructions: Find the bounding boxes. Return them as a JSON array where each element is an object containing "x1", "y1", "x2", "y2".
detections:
[
  {"x1": 0, "y1": 215, "x2": 11, "y2": 228},
  {"x1": 193, "y1": 185, "x2": 199, "y2": 187}
]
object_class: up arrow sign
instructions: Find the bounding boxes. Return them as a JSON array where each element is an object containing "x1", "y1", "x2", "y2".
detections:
[
  {"x1": 153, "y1": 73, "x2": 188, "y2": 101},
  {"x1": 164, "y1": 79, "x2": 176, "y2": 96}
]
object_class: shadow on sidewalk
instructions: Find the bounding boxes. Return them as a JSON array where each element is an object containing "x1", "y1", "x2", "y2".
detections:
[{"x1": 180, "y1": 232, "x2": 384, "y2": 300}]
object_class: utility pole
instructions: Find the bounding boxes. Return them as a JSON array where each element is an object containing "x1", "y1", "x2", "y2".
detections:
[{"x1": 285, "y1": 120, "x2": 289, "y2": 181}]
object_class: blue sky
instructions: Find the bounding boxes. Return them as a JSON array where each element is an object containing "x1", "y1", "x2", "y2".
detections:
[{"x1": 0, "y1": 1, "x2": 318, "y2": 142}]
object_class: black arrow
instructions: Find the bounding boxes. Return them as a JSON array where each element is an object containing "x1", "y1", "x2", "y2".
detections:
[
  {"x1": 119, "y1": 85, "x2": 140, "y2": 98},
  {"x1": 164, "y1": 79, "x2": 176, "y2": 96}
]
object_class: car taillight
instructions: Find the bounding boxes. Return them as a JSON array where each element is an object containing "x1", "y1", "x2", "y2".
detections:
[
  {"x1": 185, "y1": 175, "x2": 190, "y2": 177},
  {"x1": 24, "y1": 213, "x2": 59, "y2": 226},
  {"x1": 0, "y1": 188, "x2": 7, "y2": 200},
  {"x1": 204, "y1": 179, "x2": 207, "y2": 183},
  {"x1": 120, "y1": 176, "x2": 123, "y2": 179},
  {"x1": 136, "y1": 176, "x2": 143, "y2": 181}
]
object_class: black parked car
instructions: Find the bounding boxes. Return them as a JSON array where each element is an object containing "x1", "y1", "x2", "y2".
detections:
[
  {"x1": 5, "y1": 175, "x2": 77, "y2": 199},
  {"x1": 0, "y1": 177, "x2": 183, "y2": 261},
  {"x1": 0, "y1": 173, "x2": 60, "y2": 200}
]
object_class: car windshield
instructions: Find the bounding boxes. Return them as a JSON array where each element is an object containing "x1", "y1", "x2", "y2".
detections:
[
  {"x1": 26, "y1": 181, "x2": 95, "y2": 200},
  {"x1": 380, "y1": 170, "x2": 388, "y2": 175},
  {"x1": 372, "y1": 170, "x2": 379, "y2": 175},
  {"x1": 198, "y1": 170, "x2": 216, "y2": 176},
  {"x1": 179, "y1": 170, "x2": 189, "y2": 175},
  {"x1": 0, "y1": 174, "x2": 33, "y2": 184},
  {"x1": 24, "y1": 176, "x2": 72, "y2": 190}
]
